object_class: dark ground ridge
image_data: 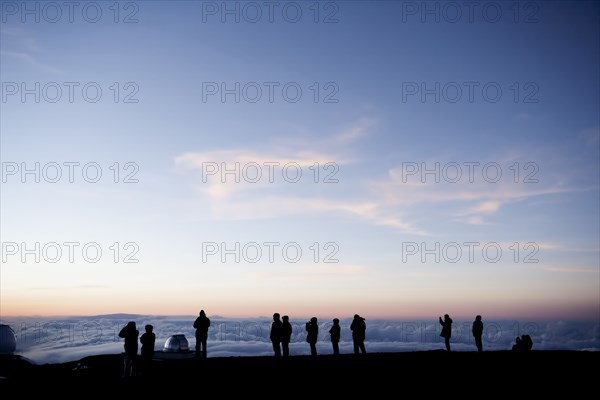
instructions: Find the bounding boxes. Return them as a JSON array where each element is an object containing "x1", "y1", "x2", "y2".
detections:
[{"x1": 1, "y1": 350, "x2": 598, "y2": 392}]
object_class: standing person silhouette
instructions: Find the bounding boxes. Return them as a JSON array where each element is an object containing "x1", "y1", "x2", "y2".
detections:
[
  {"x1": 350, "y1": 314, "x2": 367, "y2": 354},
  {"x1": 472, "y1": 315, "x2": 483, "y2": 353},
  {"x1": 193, "y1": 310, "x2": 211, "y2": 359},
  {"x1": 305, "y1": 317, "x2": 319, "y2": 357},
  {"x1": 281, "y1": 315, "x2": 292, "y2": 357},
  {"x1": 439, "y1": 314, "x2": 453, "y2": 352},
  {"x1": 118, "y1": 321, "x2": 139, "y2": 377},
  {"x1": 329, "y1": 318, "x2": 341, "y2": 355},
  {"x1": 270, "y1": 313, "x2": 283, "y2": 357},
  {"x1": 140, "y1": 324, "x2": 155, "y2": 375}
]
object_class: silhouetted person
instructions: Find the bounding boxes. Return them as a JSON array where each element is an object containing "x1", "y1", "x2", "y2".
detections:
[
  {"x1": 329, "y1": 318, "x2": 341, "y2": 355},
  {"x1": 472, "y1": 315, "x2": 483, "y2": 353},
  {"x1": 270, "y1": 313, "x2": 283, "y2": 357},
  {"x1": 350, "y1": 314, "x2": 367, "y2": 354},
  {"x1": 522, "y1": 334, "x2": 533, "y2": 350},
  {"x1": 513, "y1": 336, "x2": 522, "y2": 351},
  {"x1": 140, "y1": 324, "x2": 155, "y2": 374},
  {"x1": 305, "y1": 317, "x2": 319, "y2": 357},
  {"x1": 281, "y1": 315, "x2": 292, "y2": 357},
  {"x1": 193, "y1": 310, "x2": 211, "y2": 359},
  {"x1": 118, "y1": 321, "x2": 139, "y2": 377},
  {"x1": 512, "y1": 334, "x2": 533, "y2": 352},
  {"x1": 439, "y1": 314, "x2": 453, "y2": 352}
]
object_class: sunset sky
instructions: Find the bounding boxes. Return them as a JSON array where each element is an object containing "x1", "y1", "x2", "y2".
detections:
[{"x1": 1, "y1": 1, "x2": 598, "y2": 322}]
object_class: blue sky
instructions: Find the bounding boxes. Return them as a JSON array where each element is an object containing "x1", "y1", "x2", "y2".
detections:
[{"x1": 1, "y1": 1, "x2": 598, "y2": 325}]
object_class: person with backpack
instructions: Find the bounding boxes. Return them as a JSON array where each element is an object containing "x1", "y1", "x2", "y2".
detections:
[
  {"x1": 118, "y1": 321, "x2": 139, "y2": 377},
  {"x1": 305, "y1": 317, "x2": 319, "y2": 357},
  {"x1": 350, "y1": 314, "x2": 367, "y2": 355}
]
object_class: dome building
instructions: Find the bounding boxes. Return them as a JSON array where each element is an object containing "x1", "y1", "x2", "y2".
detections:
[
  {"x1": 163, "y1": 334, "x2": 189, "y2": 352},
  {"x1": 154, "y1": 334, "x2": 194, "y2": 360},
  {"x1": 0, "y1": 324, "x2": 17, "y2": 354}
]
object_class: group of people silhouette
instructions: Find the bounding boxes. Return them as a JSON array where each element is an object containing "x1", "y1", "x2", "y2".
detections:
[
  {"x1": 438, "y1": 314, "x2": 532, "y2": 353},
  {"x1": 118, "y1": 311, "x2": 530, "y2": 376},
  {"x1": 116, "y1": 311, "x2": 209, "y2": 377},
  {"x1": 439, "y1": 314, "x2": 485, "y2": 353},
  {"x1": 268, "y1": 313, "x2": 293, "y2": 357},
  {"x1": 270, "y1": 313, "x2": 368, "y2": 357},
  {"x1": 118, "y1": 321, "x2": 155, "y2": 377},
  {"x1": 512, "y1": 334, "x2": 534, "y2": 352}
]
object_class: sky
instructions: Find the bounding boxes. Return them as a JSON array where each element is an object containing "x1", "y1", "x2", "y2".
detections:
[{"x1": 0, "y1": 0, "x2": 599, "y2": 333}]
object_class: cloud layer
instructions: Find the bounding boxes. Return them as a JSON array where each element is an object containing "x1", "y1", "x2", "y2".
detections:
[{"x1": 3, "y1": 315, "x2": 597, "y2": 364}]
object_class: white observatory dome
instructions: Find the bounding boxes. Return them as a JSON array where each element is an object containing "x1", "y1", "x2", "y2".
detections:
[
  {"x1": 163, "y1": 334, "x2": 189, "y2": 352},
  {"x1": 0, "y1": 324, "x2": 17, "y2": 354}
]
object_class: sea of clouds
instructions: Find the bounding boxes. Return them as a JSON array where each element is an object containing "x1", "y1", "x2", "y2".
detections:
[{"x1": 1, "y1": 314, "x2": 598, "y2": 365}]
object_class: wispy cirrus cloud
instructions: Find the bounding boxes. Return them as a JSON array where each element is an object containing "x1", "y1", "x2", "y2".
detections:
[
  {"x1": 536, "y1": 265, "x2": 599, "y2": 273},
  {"x1": 0, "y1": 27, "x2": 64, "y2": 75},
  {"x1": 373, "y1": 158, "x2": 597, "y2": 227},
  {"x1": 174, "y1": 118, "x2": 431, "y2": 236},
  {"x1": 174, "y1": 121, "x2": 598, "y2": 237},
  {"x1": 174, "y1": 117, "x2": 375, "y2": 192}
]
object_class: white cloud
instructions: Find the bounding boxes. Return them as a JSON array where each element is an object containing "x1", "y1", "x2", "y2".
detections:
[
  {"x1": 374, "y1": 164, "x2": 595, "y2": 227},
  {"x1": 536, "y1": 265, "x2": 598, "y2": 273},
  {"x1": 0, "y1": 28, "x2": 63, "y2": 75},
  {"x1": 9, "y1": 316, "x2": 598, "y2": 364},
  {"x1": 174, "y1": 124, "x2": 598, "y2": 236}
]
